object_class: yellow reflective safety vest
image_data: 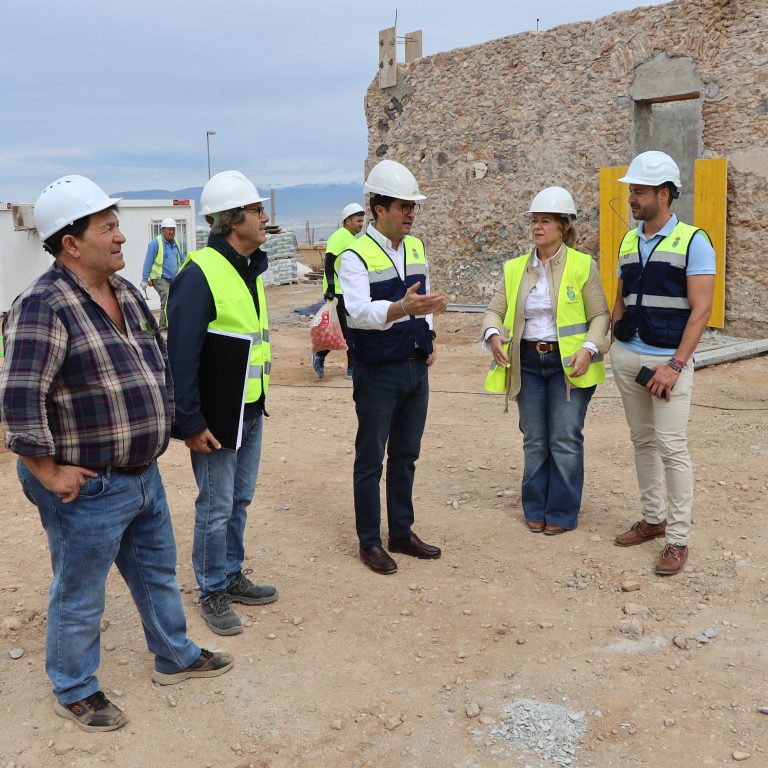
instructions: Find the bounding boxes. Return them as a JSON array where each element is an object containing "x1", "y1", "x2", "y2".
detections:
[
  {"x1": 484, "y1": 248, "x2": 605, "y2": 393},
  {"x1": 149, "y1": 235, "x2": 183, "y2": 280},
  {"x1": 323, "y1": 227, "x2": 355, "y2": 295},
  {"x1": 185, "y1": 247, "x2": 270, "y2": 403}
]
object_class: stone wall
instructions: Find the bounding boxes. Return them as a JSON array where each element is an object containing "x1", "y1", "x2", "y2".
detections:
[{"x1": 364, "y1": 0, "x2": 768, "y2": 337}]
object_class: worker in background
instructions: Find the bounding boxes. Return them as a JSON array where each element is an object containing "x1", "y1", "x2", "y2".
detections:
[
  {"x1": 141, "y1": 217, "x2": 184, "y2": 330},
  {"x1": 167, "y1": 170, "x2": 278, "y2": 636},
  {"x1": 0, "y1": 175, "x2": 232, "y2": 733},
  {"x1": 339, "y1": 159, "x2": 446, "y2": 575},
  {"x1": 611, "y1": 151, "x2": 715, "y2": 575},
  {"x1": 312, "y1": 203, "x2": 365, "y2": 380}
]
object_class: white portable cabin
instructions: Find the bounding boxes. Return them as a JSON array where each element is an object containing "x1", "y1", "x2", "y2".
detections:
[{"x1": 0, "y1": 198, "x2": 196, "y2": 314}]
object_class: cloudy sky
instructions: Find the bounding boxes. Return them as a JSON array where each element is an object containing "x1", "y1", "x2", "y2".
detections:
[{"x1": 1, "y1": 0, "x2": 667, "y2": 202}]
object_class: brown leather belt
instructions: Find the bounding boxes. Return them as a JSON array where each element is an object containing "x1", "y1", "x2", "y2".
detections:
[
  {"x1": 109, "y1": 464, "x2": 152, "y2": 475},
  {"x1": 521, "y1": 340, "x2": 559, "y2": 353}
]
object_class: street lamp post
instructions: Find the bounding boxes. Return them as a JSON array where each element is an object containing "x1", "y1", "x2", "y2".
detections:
[{"x1": 206, "y1": 130, "x2": 216, "y2": 179}]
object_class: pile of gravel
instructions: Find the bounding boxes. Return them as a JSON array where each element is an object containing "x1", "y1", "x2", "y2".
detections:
[{"x1": 492, "y1": 698, "x2": 596, "y2": 767}]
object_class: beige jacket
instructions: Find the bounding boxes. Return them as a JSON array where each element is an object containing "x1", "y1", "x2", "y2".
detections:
[{"x1": 481, "y1": 244, "x2": 610, "y2": 411}]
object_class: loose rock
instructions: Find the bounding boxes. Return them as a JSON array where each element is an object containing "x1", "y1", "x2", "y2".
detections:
[
  {"x1": 466, "y1": 702, "x2": 481, "y2": 718},
  {"x1": 732, "y1": 752, "x2": 751, "y2": 761},
  {"x1": 621, "y1": 581, "x2": 641, "y2": 592},
  {"x1": 8, "y1": 648, "x2": 24, "y2": 659}
]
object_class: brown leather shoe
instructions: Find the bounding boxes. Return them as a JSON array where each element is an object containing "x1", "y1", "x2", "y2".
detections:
[
  {"x1": 543, "y1": 525, "x2": 568, "y2": 536},
  {"x1": 387, "y1": 533, "x2": 441, "y2": 559},
  {"x1": 527, "y1": 521, "x2": 545, "y2": 533},
  {"x1": 655, "y1": 543, "x2": 688, "y2": 575},
  {"x1": 614, "y1": 519, "x2": 666, "y2": 547},
  {"x1": 359, "y1": 546, "x2": 397, "y2": 575}
]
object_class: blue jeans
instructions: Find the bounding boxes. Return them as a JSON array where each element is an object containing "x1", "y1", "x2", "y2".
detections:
[
  {"x1": 191, "y1": 414, "x2": 263, "y2": 598},
  {"x1": 516, "y1": 348, "x2": 595, "y2": 529},
  {"x1": 17, "y1": 460, "x2": 200, "y2": 705},
  {"x1": 352, "y1": 358, "x2": 429, "y2": 548}
]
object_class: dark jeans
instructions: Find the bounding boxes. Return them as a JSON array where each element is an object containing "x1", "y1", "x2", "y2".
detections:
[
  {"x1": 352, "y1": 357, "x2": 429, "y2": 548},
  {"x1": 317, "y1": 294, "x2": 353, "y2": 366},
  {"x1": 516, "y1": 347, "x2": 595, "y2": 530}
]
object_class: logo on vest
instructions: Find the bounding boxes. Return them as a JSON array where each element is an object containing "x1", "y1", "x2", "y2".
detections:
[
  {"x1": 565, "y1": 284, "x2": 577, "y2": 303},
  {"x1": 411, "y1": 248, "x2": 422, "y2": 261},
  {"x1": 672, "y1": 237, "x2": 681, "y2": 248}
]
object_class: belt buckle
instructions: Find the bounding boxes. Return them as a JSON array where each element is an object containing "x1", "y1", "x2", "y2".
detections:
[{"x1": 535, "y1": 341, "x2": 550, "y2": 354}]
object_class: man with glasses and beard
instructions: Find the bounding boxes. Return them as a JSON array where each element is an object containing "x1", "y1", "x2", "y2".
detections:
[{"x1": 338, "y1": 159, "x2": 446, "y2": 575}]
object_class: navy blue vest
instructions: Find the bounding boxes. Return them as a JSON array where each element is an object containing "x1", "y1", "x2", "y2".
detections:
[
  {"x1": 345, "y1": 233, "x2": 433, "y2": 364},
  {"x1": 614, "y1": 221, "x2": 707, "y2": 348}
]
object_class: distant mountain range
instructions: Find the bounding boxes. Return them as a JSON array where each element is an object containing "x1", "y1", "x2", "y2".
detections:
[{"x1": 112, "y1": 181, "x2": 364, "y2": 230}]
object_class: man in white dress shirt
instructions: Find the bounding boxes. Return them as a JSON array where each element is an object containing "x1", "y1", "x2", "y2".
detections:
[{"x1": 338, "y1": 160, "x2": 445, "y2": 575}]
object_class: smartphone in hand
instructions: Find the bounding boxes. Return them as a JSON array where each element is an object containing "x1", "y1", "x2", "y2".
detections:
[{"x1": 635, "y1": 365, "x2": 667, "y2": 398}]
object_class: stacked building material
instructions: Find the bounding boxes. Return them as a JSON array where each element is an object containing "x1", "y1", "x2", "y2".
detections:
[{"x1": 262, "y1": 230, "x2": 299, "y2": 286}]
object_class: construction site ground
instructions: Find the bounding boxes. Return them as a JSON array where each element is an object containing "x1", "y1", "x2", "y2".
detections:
[{"x1": 1, "y1": 280, "x2": 767, "y2": 768}]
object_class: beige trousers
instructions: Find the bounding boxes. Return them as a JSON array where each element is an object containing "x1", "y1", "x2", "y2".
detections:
[{"x1": 610, "y1": 341, "x2": 694, "y2": 545}]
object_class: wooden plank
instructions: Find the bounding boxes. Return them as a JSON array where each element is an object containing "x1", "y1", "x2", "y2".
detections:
[
  {"x1": 378, "y1": 26, "x2": 397, "y2": 88},
  {"x1": 404, "y1": 30, "x2": 422, "y2": 63},
  {"x1": 693, "y1": 158, "x2": 727, "y2": 328},
  {"x1": 598, "y1": 166, "x2": 629, "y2": 311}
]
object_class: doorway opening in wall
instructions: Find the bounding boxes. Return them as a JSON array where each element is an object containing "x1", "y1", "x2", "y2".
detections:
[
  {"x1": 150, "y1": 219, "x2": 188, "y2": 253},
  {"x1": 633, "y1": 93, "x2": 703, "y2": 223}
]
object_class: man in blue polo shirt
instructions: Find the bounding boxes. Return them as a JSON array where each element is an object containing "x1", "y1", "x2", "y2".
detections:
[
  {"x1": 610, "y1": 151, "x2": 715, "y2": 576},
  {"x1": 141, "y1": 217, "x2": 184, "y2": 330}
]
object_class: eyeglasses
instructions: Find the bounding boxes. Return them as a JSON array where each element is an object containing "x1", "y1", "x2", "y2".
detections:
[
  {"x1": 244, "y1": 205, "x2": 266, "y2": 216},
  {"x1": 394, "y1": 203, "x2": 420, "y2": 215}
]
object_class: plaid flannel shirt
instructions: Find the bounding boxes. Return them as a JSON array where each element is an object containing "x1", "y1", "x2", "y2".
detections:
[{"x1": 0, "y1": 261, "x2": 173, "y2": 469}]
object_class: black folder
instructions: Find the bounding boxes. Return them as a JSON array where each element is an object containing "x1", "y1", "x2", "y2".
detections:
[{"x1": 198, "y1": 330, "x2": 252, "y2": 450}]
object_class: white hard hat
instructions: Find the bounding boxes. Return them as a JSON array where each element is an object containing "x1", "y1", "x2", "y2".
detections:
[
  {"x1": 34, "y1": 175, "x2": 122, "y2": 241},
  {"x1": 527, "y1": 186, "x2": 577, "y2": 219},
  {"x1": 618, "y1": 151, "x2": 682, "y2": 191},
  {"x1": 341, "y1": 203, "x2": 365, "y2": 220},
  {"x1": 200, "y1": 170, "x2": 268, "y2": 216},
  {"x1": 363, "y1": 159, "x2": 427, "y2": 201},
  {"x1": 160, "y1": 217, "x2": 176, "y2": 229}
]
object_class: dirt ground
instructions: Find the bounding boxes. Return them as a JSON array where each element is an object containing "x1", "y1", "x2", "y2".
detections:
[{"x1": 1, "y1": 280, "x2": 768, "y2": 768}]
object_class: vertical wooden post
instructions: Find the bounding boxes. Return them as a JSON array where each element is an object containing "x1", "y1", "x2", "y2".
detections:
[
  {"x1": 599, "y1": 166, "x2": 629, "y2": 310},
  {"x1": 404, "y1": 30, "x2": 422, "y2": 63},
  {"x1": 694, "y1": 158, "x2": 728, "y2": 328},
  {"x1": 379, "y1": 26, "x2": 397, "y2": 88}
]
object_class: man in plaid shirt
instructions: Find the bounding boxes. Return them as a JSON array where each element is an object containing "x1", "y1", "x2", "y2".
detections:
[{"x1": 0, "y1": 175, "x2": 233, "y2": 733}]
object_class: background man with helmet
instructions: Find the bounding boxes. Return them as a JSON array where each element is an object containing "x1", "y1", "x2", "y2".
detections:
[
  {"x1": 611, "y1": 151, "x2": 716, "y2": 576},
  {"x1": 312, "y1": 202, "x2": 365, "y2": 380},
  {"x1": 141, "y1": 217, "x2": 185, "y2": 330},
  {"x1": 0, "y1": 175, "x2": 233, "y2": 733},
  {"x1": 338, "y1": 159, "x2": 446, "y2": 575},
  {"x1": 167, "y1": 170, "x2": 278, "y2": 635}
]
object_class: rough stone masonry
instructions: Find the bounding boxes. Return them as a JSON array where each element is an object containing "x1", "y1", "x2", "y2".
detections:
[{"x1": 364, "y1": 0, "x2": 768, "y2": 338}]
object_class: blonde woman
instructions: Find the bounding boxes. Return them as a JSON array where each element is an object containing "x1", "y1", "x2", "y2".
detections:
[{"x1": 483, "y1": 187, "x2": 610, "y2": 535}]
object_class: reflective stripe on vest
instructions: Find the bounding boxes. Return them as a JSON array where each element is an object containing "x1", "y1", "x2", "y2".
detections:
[
  {"x1": 184, "y1": 247, "x2": 270, "y2": 403},
  {"x1": 323, "y1": 227, "x2": 356, "y2": 295},
  {"x1": 149, "y1": 235, "x2": 183, "y2": 280},
  {"x1": 484, "y1": 248, "x2": 605, "y2": 393}
]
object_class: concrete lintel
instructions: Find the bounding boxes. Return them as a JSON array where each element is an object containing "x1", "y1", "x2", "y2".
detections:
[{"x1": 630, "y1": 53, "x2": 703, "y2": 102}]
